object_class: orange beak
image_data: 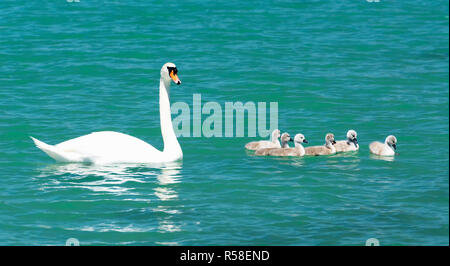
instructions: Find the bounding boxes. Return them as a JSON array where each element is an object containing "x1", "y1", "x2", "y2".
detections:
[{"x1": 170, "y1": 71, "x2": 181, "y2": 85}]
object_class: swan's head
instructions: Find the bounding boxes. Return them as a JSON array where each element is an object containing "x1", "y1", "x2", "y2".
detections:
[
  {"x1": 385, "y1": 135, "x2": 397, "y2": 150},
  {"x1": 161, "y1": 62, "x2": 181, "y2": 85},
  {"x1": 281, "y1": 133, "x2": 293, "y2": 143},
  {"x1": 294, "y1": 133, "x2": 308, "y2": 144},
  {"x1": 347, "y1": 129, "x2": 358, "y2": 145},
  {"x1": 271, "y1": 129, "x2": 281, "y2": 140},
  {"x1": 325, "y1": 133, "x2": 336, "y2": 145}
]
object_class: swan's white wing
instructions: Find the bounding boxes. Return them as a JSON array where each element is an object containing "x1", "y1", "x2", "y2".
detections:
[
  {"x1": 55, "y1": 131, "x2": 162, "y2": 163},
  {"x1": 334, "y1": 140, "x2": 357, "y2": 152}
]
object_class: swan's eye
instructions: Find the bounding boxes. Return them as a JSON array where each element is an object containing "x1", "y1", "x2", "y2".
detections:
[{"x1": 167, "y1": 67, "x2": 177, "y2": 74}]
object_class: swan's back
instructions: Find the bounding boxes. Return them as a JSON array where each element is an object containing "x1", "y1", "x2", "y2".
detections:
[
  {"x1": 55, "y1": 131, "x2": 162, "y2": 163},
  {"x1": 369, "y1": 141, "x2": 391, "y2": 156},
  {"x1": 304, "y1": 145, "x2": 334, "y2": 156},
  {"x1": 245, "y1": 140, "x2": 279, "y2": 150},
  {"x1": 254, "y1": 147, "x2": 276, "y2": 156},
  {"x1": 265, "y1": 147, "x2": 302, "y2": 157},
  {"x1": 334, "y1": 140, "x2": 358, "y2": 152}
]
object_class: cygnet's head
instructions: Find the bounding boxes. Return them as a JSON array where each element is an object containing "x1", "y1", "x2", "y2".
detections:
[
  {"x1": 271, "y1": 129, "x2": 281, "y2": 140},
  {"x1": 160, "y1": 62, "x2": 181, "y2": 85},
  {"x1": 325, "y1": 133, "x2": 336, "y2": 145},
  {"x1": 385, "y1": 135, "x2": 397, "y2": 150},
  {"x1": 347, "y1": 129, "x2": 358, "y2": 145},
  {"x1": 280, "y1": 133, "x2": 293, "y2": 143},
  {"x1": 294, "y1": 133, "x2": 308, "y2": 144}
]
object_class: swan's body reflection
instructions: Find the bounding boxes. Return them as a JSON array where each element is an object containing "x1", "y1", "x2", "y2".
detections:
[
  {"x1": 36, "y1": 161, "x2": 183, "y2": 242},
  {"x1": 152, "y1": 162, "x2": 183, "y2": 235},
  {"x1": 370, "y1": 154, "x2": 395, "y2": 162},
  {"x1": 328, "y1": 152, "x2": 361, "y2": 170}
]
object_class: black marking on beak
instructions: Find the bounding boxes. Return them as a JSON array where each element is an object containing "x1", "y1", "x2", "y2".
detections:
[
  {"x1": 332, "y1": 140, "x2": 336, "y2": 145},
  {"x1": 167, "y1": 66, "x2": 178, "y2": 74},
  {"x1": 303, "y1": 139, "x2": 308, "y2": 143},
  {"x1": 289, "y1": 137, "x2": 294, "y2": 142},
  {"x1": 392, "y1": 144, "x2": 397, "y2": 150},
  {"x1": 168, "y1": 66, "x2": 181, "y2": 85},
  {"x1": 353, "y1": 138, "x2": 358, "y2": 145}
]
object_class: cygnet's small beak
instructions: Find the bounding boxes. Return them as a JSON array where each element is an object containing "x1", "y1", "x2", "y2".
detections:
[
  {"x1": 303, "y1": 139, "x2": 308, "y2": 143},
  {"x1": 392, "y1": 144, "x2": 397, "y2": 150},
  {"x1": 289, "y1": 137, "x2": 294, "y2": 142},
  {"x1": 170, "y1": 71, "x2": 181, "y2": 85},
  {"x1": 353, "y1": 139, "x2": 358, "y2": 145},
  {"x1": 332, "y1": 140, "x2": 336, "y2": 145}
]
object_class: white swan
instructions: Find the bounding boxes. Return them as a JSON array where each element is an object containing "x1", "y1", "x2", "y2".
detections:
[
  {"x1": 369, "y1": 135, "x2": 397, "y2": 156},
  {"x1": 31, "y1": 62, "x2": 183, "y2": 164}
]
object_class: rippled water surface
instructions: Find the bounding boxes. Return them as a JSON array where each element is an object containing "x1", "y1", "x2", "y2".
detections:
[{"x1": 0, "y1": 0, "x2": 448, "y2": 245}]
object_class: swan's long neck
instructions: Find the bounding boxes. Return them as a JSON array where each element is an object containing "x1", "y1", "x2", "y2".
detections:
[
  {"x1": 347, "y1": 138, "x2": 356, "y2": 147},
  {"x1": 383, "y1": 140, "x2": 393, "y2": 152},
  {"x1": 272, "y1": 137, "x2": 280, "y2": 146},
  {"x1": 384, "y1": 143, "x2": 395, "y2": 153},
  {"x1": 160, "y1": 78, "x2": 182, "y2": 158},
  {"x1": 294, "y1": 142, "x2": 305, "y2": 155},
  {"x1": 281, "y1": 140, "x2": 290, "y2": 148},
  {"x1": 326, "y1": 141, "x2": 336, "y2": 153}
]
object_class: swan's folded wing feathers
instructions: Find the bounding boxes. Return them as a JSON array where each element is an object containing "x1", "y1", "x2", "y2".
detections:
[
  {"x1": 305, "y1": 146, "x2": 332, "y2": 156},
  {"x1": 254, "y1": 147, "x2": 274, "y2": 155},
  {"x1": 245, "y1": 141, "x2": 260, "y2": 150},
  {"x1": 333, "y1": 140, "x2": 348, "y2": 152},
  {"x1": 55, "y1": 131, "x2": 161, "y2": 161},
  {"x1": 267, "y1": 148, "x2": 299, "y2": 156},
  {"x1": 369, "y1": 141, "x2": 384, "y2": 155},
  {"x1": 30, "y1": 136, "x2": 84, "y2": 162},
  {"x1": 245, "y1": 140, "x2": 278, "y2": 150},
  {"x1": 334, "y1": 140, "x2": 357, "y2": 152}
]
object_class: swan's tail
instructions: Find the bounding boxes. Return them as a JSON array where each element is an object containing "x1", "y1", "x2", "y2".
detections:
[{"x1": 30, "y1": 136, "x2": 75, "y2": 162}]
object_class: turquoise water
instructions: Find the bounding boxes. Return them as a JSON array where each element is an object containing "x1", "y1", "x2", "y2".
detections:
[{"x1": 0, "y1": 0, "x2": 448, "y2": 245}]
